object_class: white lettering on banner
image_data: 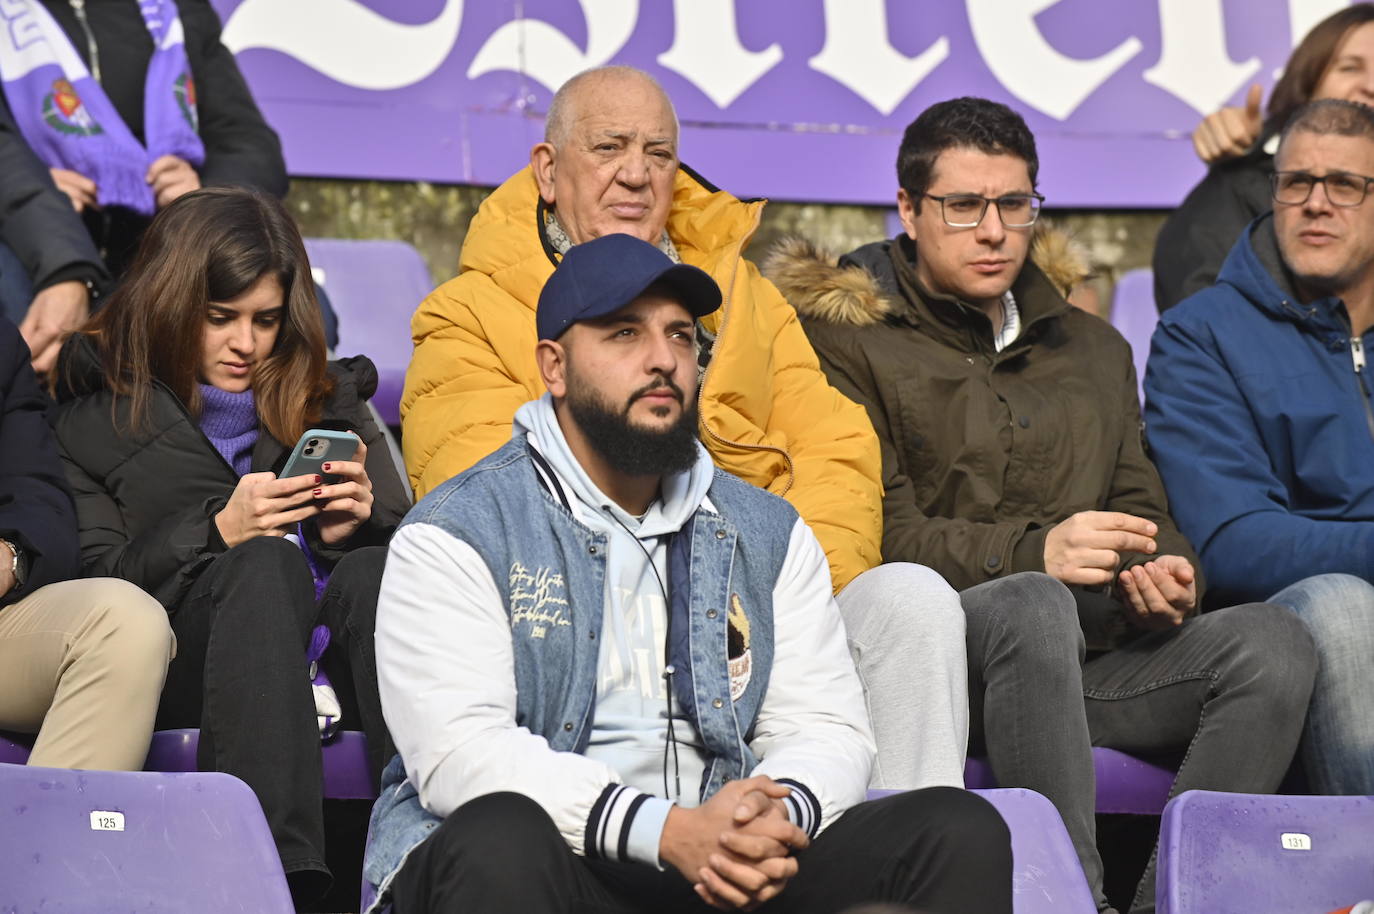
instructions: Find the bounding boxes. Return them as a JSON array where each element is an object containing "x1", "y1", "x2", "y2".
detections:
[
  {"x1": 468, "y1": 0, "x2": 637, "y2": 92},
  {"x1": 657, "y1": 0, "x2": 782, "y2": 108},
  {"x1": 1144, "y1": 0, "x2": 1261, "y2": 115},
  {"x1": 217, "y1": 0, "x2": 1350, "y2": 122},
  {"x1": 968, "y1": 0, "x2": 1144, "y2": 120},
  {"x1": 809, "y1": 0, "x2": 950, "y2": 116},
  {"x1": 221, "y1": 0, "x2": 463, "y2": 91},
  {"x1": 1290, "y1": 0, "x2": 1353, "y2": 49}
]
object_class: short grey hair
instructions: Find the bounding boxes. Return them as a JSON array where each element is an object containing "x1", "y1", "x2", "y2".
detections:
[
  {"x1": 543, "y1": 65, "x2": 679, "y2": 149},
  {"x1": 1278, "y1": 98, "x2": 1374, "y2": 161}
]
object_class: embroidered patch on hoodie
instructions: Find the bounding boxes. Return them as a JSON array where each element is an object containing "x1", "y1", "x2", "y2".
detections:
[{"x1": 727, "y1": 593, "x2": 752, "y2": 701}]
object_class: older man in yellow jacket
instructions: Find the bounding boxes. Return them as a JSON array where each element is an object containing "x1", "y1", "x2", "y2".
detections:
[{"x1": 402, "y1": 65, "x2": 967, "y2": 789}]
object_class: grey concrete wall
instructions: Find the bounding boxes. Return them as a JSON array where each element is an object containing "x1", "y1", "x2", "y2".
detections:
[{"x1": 287, "y1": 177, "x2": 1168, "y2": 318}]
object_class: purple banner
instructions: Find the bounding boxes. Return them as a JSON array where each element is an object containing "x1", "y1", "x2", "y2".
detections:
[{"x1": 208, "y1": 1, "x2": 1350, "y2": 208}]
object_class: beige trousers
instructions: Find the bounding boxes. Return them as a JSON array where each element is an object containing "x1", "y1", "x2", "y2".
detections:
[{"x1": 0, "y1": 578, "x2": 173, "y2": 770}]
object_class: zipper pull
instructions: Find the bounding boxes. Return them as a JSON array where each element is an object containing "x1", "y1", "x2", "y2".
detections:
[{"x1": 1353, "y1": 336, "x2": 1367, "y2": 374}]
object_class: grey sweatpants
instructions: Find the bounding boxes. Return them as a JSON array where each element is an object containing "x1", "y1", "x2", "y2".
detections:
[{"x1": 835, "y1": 562, "x2": 969, "y2": 789}]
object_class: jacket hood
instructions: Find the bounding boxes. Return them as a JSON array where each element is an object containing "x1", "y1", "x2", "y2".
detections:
[
  {"x1": 1213, "y1": 212, "x2": 1347, "y2": 332},
  {"x1": 764, "y1": 222, "x2": 1091, "y2": 327},
  {"x1": 53, "y1": 333, "x2": 105, "y2": 401},
  {"x1": 513, "y1": 393, "x2": 715, "y2": 537}
]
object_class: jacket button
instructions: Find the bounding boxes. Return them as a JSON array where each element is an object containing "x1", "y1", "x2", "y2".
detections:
[
  {"x1": 712, "y1": 698, "x2": 724, "y2": 709},
  {"x1": 716, "y1": 529, "x2": 726, "y2": 540},
  {"x1": 1019, "y1": 416, "x2": 1031, "y2": 429},
  {"x1": 589, "y1": 631, "x2": 596, "y2": 640},
  {"x1": 986, "y1": 555, "x2": 1001, "y2": 569},
  {"x1": 706, "y1": 608, "x2": 718, "y2": 619},
  {"x1": 563, "y1": 722, "x2": 573, "y2": 731},
  {"x1": 588, "y1": 545, "x2": 598, "y2": 555}
]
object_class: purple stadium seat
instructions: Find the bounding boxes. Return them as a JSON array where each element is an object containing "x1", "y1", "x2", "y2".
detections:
[
  {"x1": 2, "y1": 728, "x2": 377, "y2": 799},
  {"x1": 144, "y1": 728, "x2": 379, "y2": 800},
  {"x1": 0, "y1": 730, "x2": 29, "y2": 764},
  {"x1": 870, "y1": 787, "x2": 1095, "y2": 913},
  {"x1": 1157, "y1": 789, "x2": 1374, "y2": 914},
  {"x1": 304, "y1": 238, "x2": 434, "y2": 427},
  {"x1": 965, "y1": 747, "x2": 1176, "y2": 815},
  {"x1": 1109, "y1": 268, "x2": 1158, "y2": 406},
  {"x1": 0, "y1": 762, "x2": 293, "y2": 912}
]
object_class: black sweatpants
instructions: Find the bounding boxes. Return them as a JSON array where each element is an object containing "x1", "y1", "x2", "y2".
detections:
[
  {"x1": 155, "y1": 536, "x2": 392, "y2": 904},
  {"x1": 390, "y1": 787, "x2": 1012, "y2": 914}
]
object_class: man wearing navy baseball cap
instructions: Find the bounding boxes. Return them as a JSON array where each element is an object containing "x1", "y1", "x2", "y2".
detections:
[{"x1": 368, "y1": 233, "x2": 1012, "y2": 913}]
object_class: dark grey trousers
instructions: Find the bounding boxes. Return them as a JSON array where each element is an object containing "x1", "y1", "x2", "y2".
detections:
[{"x1": 961, "y1": 572, "x2": 1317, "y2": 914}]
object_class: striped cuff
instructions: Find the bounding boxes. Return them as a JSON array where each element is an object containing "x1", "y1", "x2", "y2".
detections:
[
  {"x1": 584, "y1": 784, "x2": 671, "y2": 867},
  {"x1": 775, "y1": 778, "x2": 821, "y2": 839}
]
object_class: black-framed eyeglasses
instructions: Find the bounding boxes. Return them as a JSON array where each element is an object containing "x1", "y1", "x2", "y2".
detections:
[
  {"x1": 1271, "y1": 170, "x2": 1374, "y2": 207},
  {"x1": 923, "y1": 192, "x2": 1045, "y2": 228}
]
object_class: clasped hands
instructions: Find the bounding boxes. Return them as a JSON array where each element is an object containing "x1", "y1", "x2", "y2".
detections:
[
  {"x1": 659, "y1": 775, "x2": 809, "y2": 911},
  {"x1": 1044, "y1": 510, "x2": 1197, "y2": 629}
]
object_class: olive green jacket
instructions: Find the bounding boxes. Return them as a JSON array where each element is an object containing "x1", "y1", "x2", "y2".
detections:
[{"x1": 766, "y1": 234, "x2": 1202, "y2": 626}]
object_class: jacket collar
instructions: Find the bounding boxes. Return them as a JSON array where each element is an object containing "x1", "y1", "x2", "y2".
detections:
[
  {"x1": 767, "y1": 230, "x2": 1081, "y2": 356},
  {"x1": 1220, "y1": 212, "x2": 1350, "y2": 333},
  {"x1": 462, "y1": 163, "x2": 763, "y2": 315}
]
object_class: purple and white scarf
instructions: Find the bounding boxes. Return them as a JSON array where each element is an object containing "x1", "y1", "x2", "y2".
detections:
[{"x1": 0, "y1": 0, "x2": 204, "y2": 216}]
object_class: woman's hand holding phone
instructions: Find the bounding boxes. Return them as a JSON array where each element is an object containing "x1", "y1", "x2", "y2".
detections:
[
  {"x1": 215, "y1": 472, "x2": 323, "y2": 548},
  {"x1": 314, "y1": 438, "x2": 374, "y2": 545}
]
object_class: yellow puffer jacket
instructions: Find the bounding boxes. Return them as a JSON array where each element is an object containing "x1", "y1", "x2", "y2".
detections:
[{"x1": 401, "y1": 165, "x2": 882, "y2": 591}]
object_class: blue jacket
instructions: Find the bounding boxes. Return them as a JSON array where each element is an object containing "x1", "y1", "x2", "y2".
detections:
[
  {"x1": 364, "y1": 429, "x2": 873, "y2": 902},
  {"x1": 1145, "y1": 213, "x2": 1374, "y2": 605}
]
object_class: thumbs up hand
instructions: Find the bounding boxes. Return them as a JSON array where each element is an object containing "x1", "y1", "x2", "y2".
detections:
[{"x1": 1191, "y1": 83, "x2": 1265, "y2": 165}]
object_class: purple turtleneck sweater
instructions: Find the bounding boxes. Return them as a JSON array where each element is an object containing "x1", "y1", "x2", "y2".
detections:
[{"x1": 198, "y1": 384, "x2": 258, "y2": 476}]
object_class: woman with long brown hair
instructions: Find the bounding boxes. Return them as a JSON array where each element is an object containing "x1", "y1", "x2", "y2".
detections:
[
  {"x1": 1154, "y1": 3, "x2": 1374, "y2": 310},
  {"x1": 50, "y1": 186, "x2": 410, "y2": 904}
]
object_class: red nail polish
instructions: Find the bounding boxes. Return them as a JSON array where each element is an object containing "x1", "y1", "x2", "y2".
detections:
[
  {"x1": 322, "y1": 463, "x2": 331, "y2": 472},
  {"x1": 313, "y1": 489, "x2": 322, "y2": 497},
  {"x1": 314, "y1": 475, "x2": 321, "y2": 484}
]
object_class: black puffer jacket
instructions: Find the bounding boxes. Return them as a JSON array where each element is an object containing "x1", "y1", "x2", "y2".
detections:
[
  {"x1": 1152, "y1": 148, "x2": 1272, "y2": 312},
  {"x1": 0, "y1": 0, "x2": 286, "y2": 295},
  {"x1": 50, "y1": 335, "x2": 409, "y2": 610}
]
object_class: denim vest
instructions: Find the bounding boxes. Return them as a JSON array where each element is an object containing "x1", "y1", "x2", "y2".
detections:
[{"x1": 363, "y1": 433, "x2": 797, "y2": 894}]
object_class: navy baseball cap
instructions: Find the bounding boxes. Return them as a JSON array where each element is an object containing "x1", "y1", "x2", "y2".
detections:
[{"x1": 537, "y1": 234, "x2": 722, "y2": 341}]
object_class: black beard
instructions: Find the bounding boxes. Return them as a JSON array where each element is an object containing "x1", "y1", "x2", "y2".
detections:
[{"x1": 565, "y1": 371, "x2": 700, "y2": 477}]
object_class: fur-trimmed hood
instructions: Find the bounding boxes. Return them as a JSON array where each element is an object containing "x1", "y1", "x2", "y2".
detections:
[{"x1": 764, "y1": 223, "x2": 1091, "y2": 327}]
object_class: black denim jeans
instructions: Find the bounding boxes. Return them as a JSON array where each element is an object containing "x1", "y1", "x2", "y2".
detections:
[
  {"x1": 961, "y1": 572, "x2": 1317, "y2": 914},
  {"x1": 391, "y1": 787, "x2": 1012, "y2": 914},
  {"x1": 156, "y1": 537, "x2": 392, "y2": 906}
]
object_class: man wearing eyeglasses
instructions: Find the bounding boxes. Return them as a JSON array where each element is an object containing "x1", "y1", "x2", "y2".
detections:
[
  {"x1": 1147, "y1": 98, "x2": 1374, "y2": 801},
  {"x1": 768, "y1": 96, "x2": 1318, "y2": 914}
]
